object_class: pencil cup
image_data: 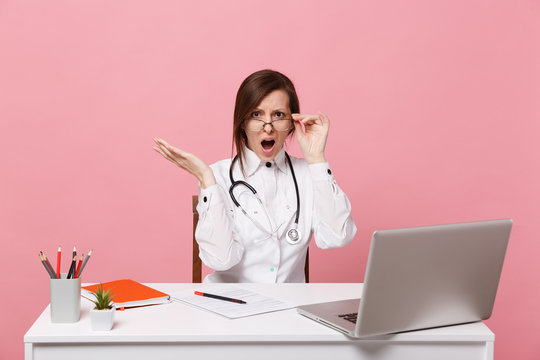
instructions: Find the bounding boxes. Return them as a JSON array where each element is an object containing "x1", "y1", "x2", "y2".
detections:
[{"x1": 50, "y1": 273, "x2": 81, "y2": 323}]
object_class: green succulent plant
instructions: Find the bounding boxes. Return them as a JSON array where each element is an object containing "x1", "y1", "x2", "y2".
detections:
[{"x1": 91, "y1": 284, "x2": 115, "y2": 310}]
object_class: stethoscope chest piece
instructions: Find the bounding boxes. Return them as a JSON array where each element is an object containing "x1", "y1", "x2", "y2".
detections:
[{"x1": 286, "y1": 228, "x2": 301, "y2": 245}]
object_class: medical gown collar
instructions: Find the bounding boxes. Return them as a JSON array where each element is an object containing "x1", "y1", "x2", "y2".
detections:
[{"x1": 242, "y1": 147, "x2": 288, "y2": 178}]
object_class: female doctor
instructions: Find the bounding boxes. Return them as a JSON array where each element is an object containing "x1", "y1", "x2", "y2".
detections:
[{"x1": 153, "y1": 69, "x2": 357, "y2": 283}]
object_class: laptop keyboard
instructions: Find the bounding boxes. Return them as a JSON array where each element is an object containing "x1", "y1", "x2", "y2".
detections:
[{"x1": 338, "y1": 312, "x2": 358, "y2": 324}]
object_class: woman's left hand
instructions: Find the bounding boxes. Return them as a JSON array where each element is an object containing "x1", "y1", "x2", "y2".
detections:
[{"x1": 292, "y1": 112, "x2": 329, "y2": 164}]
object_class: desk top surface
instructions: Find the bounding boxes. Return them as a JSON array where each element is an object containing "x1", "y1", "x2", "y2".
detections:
[{"x1": 24, "y1": 283, "x2": 494, "y2": 343}]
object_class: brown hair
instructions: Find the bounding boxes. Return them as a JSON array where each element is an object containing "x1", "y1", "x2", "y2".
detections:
[{"x1": 233, "y1": 69, "x2": 300, "y2": 176}]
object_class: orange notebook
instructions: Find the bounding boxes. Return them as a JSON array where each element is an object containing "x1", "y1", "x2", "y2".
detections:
[{"x1": 81, "y1": 279, "x2": 170, "y2": 308}]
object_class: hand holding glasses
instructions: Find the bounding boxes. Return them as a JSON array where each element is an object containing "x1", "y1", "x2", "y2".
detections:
[
  {"x1": 243, "y1": 112, "x2": 329, "y2": 164},
  {"x1": 292, "y1": 112, "x2": 329, "y2": 164}
]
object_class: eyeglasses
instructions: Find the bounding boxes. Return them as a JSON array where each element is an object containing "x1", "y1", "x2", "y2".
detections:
[{"x1": 244, "y1": 119, "x2": 293, "y2": 132}]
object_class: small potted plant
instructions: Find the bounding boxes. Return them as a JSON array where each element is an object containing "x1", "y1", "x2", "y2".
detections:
[{"x1": 89, "y1": 284, "x2": 115, "y2": 331}]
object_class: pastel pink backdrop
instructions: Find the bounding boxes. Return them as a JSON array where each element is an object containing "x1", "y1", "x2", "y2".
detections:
[{"x1": 1, "y1": 1, "x2": 539, "y2": 359}]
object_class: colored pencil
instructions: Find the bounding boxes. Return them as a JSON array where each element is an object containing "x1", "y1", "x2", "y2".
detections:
[
  {"x1": 43, "y1": 253, "x2": 57, "y2": 279},
  {"x1": 39, "y1": 253, "x2": 55, "y2": 278},
  {"x1": 40, "y1": 251, "x2": 57, "y2": 279},
  {"x1": 67, "y1": 255, "x2": 76, "y2": 279},
  {"x1": 78, "y1": 249, "x2": 92, "y2": 277},
  {"x1": 56, "y1": 246, "x2": 61, "y2": 279},
  {"x1": 75, "y1": 254, "x2": 84, "y2": 278}
]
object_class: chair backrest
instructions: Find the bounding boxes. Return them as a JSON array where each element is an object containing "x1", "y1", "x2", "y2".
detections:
[
  {"x1": 192, "y1": 195, "x2": 203, "y2": 283},
  {"x1": 192, "y1": 195, "x2": 309, "y2": 283}
]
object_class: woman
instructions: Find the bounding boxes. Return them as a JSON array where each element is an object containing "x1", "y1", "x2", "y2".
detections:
[{"x1": 153, "y1": 69, "x2": 356, "y2": 282}]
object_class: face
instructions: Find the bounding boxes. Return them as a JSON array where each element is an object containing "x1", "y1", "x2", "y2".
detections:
[{"x1": 244, "y1": 89, "x2": 292, "y2": 162}]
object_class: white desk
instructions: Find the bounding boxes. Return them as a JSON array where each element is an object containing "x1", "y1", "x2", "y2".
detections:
[{"x1": 24, "y1": 283, "x2": 494, "y2": 360}]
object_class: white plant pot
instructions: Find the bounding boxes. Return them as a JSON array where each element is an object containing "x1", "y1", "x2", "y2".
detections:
[{"x1": 90, "y1": 307, "x2": 115, "y2": 331}]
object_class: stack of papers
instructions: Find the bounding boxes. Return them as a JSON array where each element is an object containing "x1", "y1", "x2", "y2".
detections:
[{"x1": 171, "y1": 285, "x2": 296, "y2": 319}]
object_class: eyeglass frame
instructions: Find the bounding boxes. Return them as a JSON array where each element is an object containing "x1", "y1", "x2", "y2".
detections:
[{"x1": 242, "y1": 118, "x2": 294, "y2": 132}]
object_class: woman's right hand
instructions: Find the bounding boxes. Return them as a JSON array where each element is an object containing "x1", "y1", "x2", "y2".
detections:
[{"x1": 153, "y1": 138, "x2": 216, "y2": 188}]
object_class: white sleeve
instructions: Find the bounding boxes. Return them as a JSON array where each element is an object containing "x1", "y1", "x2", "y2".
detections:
[
  {"x1": 195, "y1": 183, "x2": 245, "y2": 271},
  {"x1": 309, "y1": 162, "x2": 357, "y2": 249}
]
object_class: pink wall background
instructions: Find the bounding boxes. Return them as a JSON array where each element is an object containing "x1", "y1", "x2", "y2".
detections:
[{"x1": 1, "y1": 1, "x2": 539, "y2": 358}]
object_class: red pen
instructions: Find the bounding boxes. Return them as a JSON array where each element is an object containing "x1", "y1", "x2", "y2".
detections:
[{"x1": 194, "y1": 291, "x2": 247, "y2": 304}]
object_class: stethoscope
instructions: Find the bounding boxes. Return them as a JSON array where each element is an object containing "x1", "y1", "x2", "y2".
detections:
[{"x1": 228, "y1": 152, "x2": 301, "y2": 245}]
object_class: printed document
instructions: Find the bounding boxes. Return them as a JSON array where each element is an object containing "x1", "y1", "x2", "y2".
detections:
[{"x1": 171, "y1": 285, "x2": 296, "y2": 318}]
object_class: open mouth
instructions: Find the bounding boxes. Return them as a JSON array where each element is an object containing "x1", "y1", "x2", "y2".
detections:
[{"x1": 261, "y1": 139, "x2": 275, "y2": 154}]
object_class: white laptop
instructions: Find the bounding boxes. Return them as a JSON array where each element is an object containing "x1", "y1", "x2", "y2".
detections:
[{"x1": 297, "y1": 219, "x2": 512, "y2": 337}]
